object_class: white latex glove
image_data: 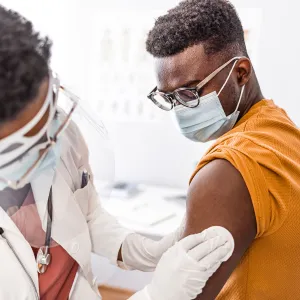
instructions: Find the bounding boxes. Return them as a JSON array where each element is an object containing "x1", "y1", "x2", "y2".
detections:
[
  {"x1": 128, "y1": 226, "x2": 234, "y2": 300},
  {"x1": 120, "y1": 216, "x2": 186, "y2": 271}
]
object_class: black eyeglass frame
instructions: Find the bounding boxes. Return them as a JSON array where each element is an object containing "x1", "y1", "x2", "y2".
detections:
[{"x1": 147, "y1": 56, "x2": 243, "y2": 111}]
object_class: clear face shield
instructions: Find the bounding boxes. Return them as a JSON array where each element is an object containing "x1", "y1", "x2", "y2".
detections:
[
  {"x1": 0, "y1": 72, "x2": 76, "y2": 190},
  {"x1": 0, "y1": 71, "x2": 114, "y2": 270},
  {"x1": 0, "y1": 71, "x2": 114, "y2": 188}
]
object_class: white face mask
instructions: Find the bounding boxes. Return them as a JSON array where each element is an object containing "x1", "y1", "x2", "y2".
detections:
[
  {"x1": 0, "y1": 119, "x2": 62, "y2": 191},
  {"x1": 173, "y1": 58, "x2": 245, "y2": 143},
  {"x1": 0, "y1": 72, "x2": 65, "y2": 190}
]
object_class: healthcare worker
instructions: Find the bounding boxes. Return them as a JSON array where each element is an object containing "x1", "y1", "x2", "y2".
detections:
[{"x1": 0, "y1": 5, "x2": 235, "y2": 300}]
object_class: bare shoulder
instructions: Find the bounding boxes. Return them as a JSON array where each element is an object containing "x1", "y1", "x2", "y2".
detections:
[{"x1": 184, "y1": 159, "x2": 257, "y2": 299}]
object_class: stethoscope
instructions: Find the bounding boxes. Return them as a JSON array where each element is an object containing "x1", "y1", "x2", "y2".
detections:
[
  {"x1": 36, "y1": 170, "x2": 90, "y2": 274},
  {"x1": 36, "y1": 187, "x2": 53, "y2": 274}
]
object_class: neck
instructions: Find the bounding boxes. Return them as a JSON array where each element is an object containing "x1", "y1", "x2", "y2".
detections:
[{"x1": 241, "y1": 76, "x2": 264, "y2": 117}]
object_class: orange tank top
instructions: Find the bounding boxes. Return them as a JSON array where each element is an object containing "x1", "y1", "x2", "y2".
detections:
[
  {"x1": 191, "y1": 100, "x2": 300, "y2": 299},
  {"x1": 10, "y1": 189, "x2": 78, "y2": 300}
]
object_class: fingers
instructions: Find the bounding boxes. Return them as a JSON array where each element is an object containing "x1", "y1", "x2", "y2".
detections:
[
  {"x1": 188, "y1": 235, "x2": 227, "y2": 261},
  {"x1": 208, "y1": 226, "x2": 234, "y2": 261},
  {"x1": 179, "y1": 227, "x2": 220, "y2": 251},
  {"x1": 198, "y1": 242, "x2": 232, "y2": 270},
  {"x1": 179, "y1": 226, "x2": 234, "y2": 253}
]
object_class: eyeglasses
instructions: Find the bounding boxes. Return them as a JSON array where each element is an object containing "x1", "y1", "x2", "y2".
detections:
[
  {"x1": 147, "y1": 56, "x2": 242, "y2": 111},
  {"x1": 0, "y1": 72, "x2": 79, "y2": 190}
]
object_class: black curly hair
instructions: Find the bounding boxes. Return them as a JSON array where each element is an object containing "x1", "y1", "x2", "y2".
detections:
[
  {"x1": 146, "y1": 0, "x2": 247, "y2": 58},
  {"x1": 0, "y1": 5, "x2": 52, "y2": 124}
]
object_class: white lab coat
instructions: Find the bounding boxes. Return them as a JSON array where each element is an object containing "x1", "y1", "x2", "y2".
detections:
[{"x1": 0, "y1": 121, "x2": 132, "y2": 299}]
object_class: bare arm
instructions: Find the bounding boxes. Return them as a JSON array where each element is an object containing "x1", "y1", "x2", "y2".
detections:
[{"x1": 183, "y1": 159, "x2": 257, "y2": 299}]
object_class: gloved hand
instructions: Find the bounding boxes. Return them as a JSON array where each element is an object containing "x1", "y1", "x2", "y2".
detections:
[
  {"x1": 128, "y1": 226, "x2": 234, "y2": 300},
  {"x1": 120, "y1": 216, "x2": 186, "y2": 271}
]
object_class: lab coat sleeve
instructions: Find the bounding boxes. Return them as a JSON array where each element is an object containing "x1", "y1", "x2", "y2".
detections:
[
  {"x1": 72, "y1": 121, "x2": 133, "y2": 265},
  {"x1": 86, "y1": 181, "x2": 133, "y2": 265}
]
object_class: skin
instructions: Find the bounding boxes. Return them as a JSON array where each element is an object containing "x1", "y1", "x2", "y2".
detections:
[
  {"x1": 154, "y1": 44, "x2": 263, "y2": 299},
  {"x1": 0, "y1": 78, "x2": 49, "y2": 139}
]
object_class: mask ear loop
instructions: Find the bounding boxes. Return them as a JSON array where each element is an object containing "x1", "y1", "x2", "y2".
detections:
[
  {"x1": 217, "y1": 60, "x2": 239, "y2": 97},
  {"x1": 234, "y1": 85, "x2": 245, "y2": 113},
  {"x1": 217, "y1": 59, "x2": 245, "y2": 114}
]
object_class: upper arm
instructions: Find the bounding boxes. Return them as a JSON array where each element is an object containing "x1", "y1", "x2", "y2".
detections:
[{"x1": 183, "y1": 159, "x2": 257, "y2": 299}]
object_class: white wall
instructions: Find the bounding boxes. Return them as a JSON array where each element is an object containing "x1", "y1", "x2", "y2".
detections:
[{"x1": 232, "y1": 0, "x2": 300, "y2": 126}]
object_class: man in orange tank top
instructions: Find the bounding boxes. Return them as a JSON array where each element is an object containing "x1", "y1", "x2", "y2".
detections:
[{"x1": 146, "y1": 0, "x2": 300, "y2": 299}]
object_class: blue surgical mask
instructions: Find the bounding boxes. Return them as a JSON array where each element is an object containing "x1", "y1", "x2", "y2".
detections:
[
  {"x1": 173, "y1": 60, "x2": 245, "y2": 143},
  {"x1": 0, "y1": 119, "x2": 62, "y2": 191}
]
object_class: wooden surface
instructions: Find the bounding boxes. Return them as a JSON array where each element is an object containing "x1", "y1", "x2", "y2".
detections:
[{"x1": 99, "y1": 285, "x2": 135, "y2": 300}]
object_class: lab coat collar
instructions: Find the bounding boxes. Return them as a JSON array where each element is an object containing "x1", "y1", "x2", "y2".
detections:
[
  {"x1": 0, "y1": 207, "x2": 40, "y2": 294},
  {"x1": 0, "y1": 206, "x2": 24, "y2": 237},
  {"x1": 0, "y1": 168, "x2": 54, "y2": 294}
]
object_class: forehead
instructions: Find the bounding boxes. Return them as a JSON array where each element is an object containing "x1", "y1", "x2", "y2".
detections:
[{"x1": 154, "y1": 44, "x2": 221, "y2": 92}]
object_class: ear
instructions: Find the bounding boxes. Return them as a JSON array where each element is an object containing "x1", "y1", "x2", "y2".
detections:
[{"x1": 236, "y1": 57, "x2": 252, "y2": 86}]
